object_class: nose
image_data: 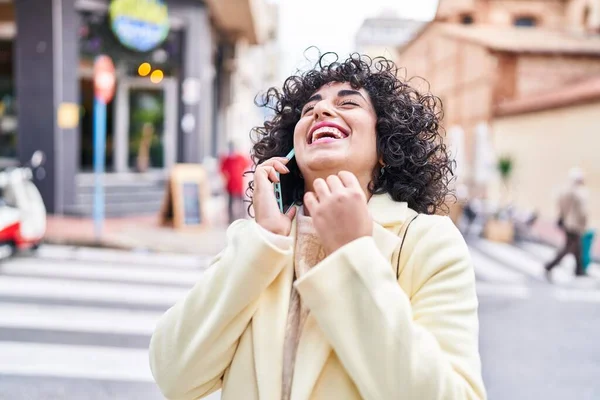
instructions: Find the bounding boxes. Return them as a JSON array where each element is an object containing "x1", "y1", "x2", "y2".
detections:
[{"x1": 313, "y1": 100, "x2": 334, "y2": 120}]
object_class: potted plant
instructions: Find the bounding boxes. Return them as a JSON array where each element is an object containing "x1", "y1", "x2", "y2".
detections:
[{"x1": 484, "y1": 155, "x2": 516, "y2": 243}]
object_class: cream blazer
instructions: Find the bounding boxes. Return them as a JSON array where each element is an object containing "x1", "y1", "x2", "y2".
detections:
[{"x1": 149, "y1": 194, "x2": 487, "y2": 400}]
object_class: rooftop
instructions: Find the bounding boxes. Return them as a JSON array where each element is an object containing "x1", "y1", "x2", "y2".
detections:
[{"x1": 441, "y1": 24, "x2": 600, "y2": 56}]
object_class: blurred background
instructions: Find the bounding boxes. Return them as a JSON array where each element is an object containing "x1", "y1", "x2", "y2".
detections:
[{"x1": 0, "y1": 0, "x2": 599, "y2": 399}]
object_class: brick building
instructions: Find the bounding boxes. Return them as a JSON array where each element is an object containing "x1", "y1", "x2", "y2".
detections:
[{"x1": 396, "y1": 0, "x2": 600, "y2": 237}]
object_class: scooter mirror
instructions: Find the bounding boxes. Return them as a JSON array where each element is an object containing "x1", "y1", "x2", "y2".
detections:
[{"x1": 31, "y1": 151, "x2": 45, "y2": 168}]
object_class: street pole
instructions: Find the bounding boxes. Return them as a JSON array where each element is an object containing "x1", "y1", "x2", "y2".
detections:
[
  {"x1": 93, "y1": 98, "x2": 106, "y2": 239},
  {"x1": 92, "y1": 54, "x2": 116, "y2": 241}
]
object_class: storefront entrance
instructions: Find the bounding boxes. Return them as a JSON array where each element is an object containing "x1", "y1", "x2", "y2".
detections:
[
  {"x1": 113, "y1": 76, "x2": 178, "y2": 173},
  {"x1": 76, "y1": 3, "x2": 184, "y2": 174}
]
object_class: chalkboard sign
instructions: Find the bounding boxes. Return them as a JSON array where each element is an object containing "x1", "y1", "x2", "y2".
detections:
[{"x1": 160, "y1": 164, "x2": 209, "y2": 230}]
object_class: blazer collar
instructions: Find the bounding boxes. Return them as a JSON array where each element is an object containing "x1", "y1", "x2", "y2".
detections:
[{"x1": 367, "y1": 193, "x2": 409, "y2": 227}]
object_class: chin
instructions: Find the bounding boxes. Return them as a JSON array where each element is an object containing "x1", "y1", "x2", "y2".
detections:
[{"x1": 302, "y1": 153, "x2": 348, "y2": 173}]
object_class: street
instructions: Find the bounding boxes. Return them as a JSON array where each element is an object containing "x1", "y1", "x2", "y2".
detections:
[{"x1": 0, "y1": 240, "x2": 599, "y2": 400}]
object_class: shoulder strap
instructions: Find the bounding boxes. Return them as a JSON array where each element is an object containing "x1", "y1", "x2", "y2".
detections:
[{"x1": 391, "y1": 210, "x2": 419, "y2": 280}]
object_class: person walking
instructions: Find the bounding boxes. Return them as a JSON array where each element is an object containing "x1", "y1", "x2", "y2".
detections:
[
  {"x1": 219, "y1": 141, "x2": 250, "y2": 223},
  {"x1": 150, "y1": 53, "x2": 486, "y2": 400},
  {"x1": 545, "y1": 167, "x2": 589, "y2": 280}
]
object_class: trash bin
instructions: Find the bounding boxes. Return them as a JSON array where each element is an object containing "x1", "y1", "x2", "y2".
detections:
[{"x1": 582, "y1": 230, "x2": 596, "y2": 273}]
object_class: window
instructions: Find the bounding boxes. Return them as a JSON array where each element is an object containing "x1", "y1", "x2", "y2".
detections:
[
  {"x1": 514, "y1": 16, "x2": 537, "y2": 27},
  {"x1": 461, "y1": 14, "x2": 474, "y2": 25}
]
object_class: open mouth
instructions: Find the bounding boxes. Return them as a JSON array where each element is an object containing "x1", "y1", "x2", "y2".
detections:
[{"x1": 308, "y1": 123, "x2": 349, "y2": 145}]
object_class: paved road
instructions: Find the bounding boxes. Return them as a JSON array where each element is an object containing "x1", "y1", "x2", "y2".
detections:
[
  {"x1": 469, "y1": 238, "x2": 600, "y2": 400},
  {"x1": 0, "y1": 245, "x2": 220, "y2": 400},
  {"x1": 0, "y1": 241, "x2": 599, "y2": 399}
]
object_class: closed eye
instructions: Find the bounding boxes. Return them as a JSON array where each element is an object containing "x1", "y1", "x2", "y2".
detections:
[
  {"x1": 302, "y1": 105, "x2": 315, "y2": 115},
  {"x1": 341, "y1": 100, "x2": 359, "y2": 107}
]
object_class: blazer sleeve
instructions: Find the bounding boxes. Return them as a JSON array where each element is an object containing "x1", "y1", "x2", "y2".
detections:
[
  {"x1": 149, "y1": 219, "x2": 293, "y2": 400},
  {"x1": 294, "y1": 216, "x2": 486, "y2": 400}
]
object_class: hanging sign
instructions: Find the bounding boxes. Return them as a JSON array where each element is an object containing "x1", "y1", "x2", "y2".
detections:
[{"x1": 109, "y1": 0, "x2": 170, "y2": 52}]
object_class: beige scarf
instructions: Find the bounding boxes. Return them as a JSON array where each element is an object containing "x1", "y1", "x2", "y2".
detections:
[{"x1": 281, "y1": 212, "x2": 326, "y2": 400}]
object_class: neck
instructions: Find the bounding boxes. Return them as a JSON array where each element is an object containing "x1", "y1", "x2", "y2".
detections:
[{"x1": 303, "y1": 170, "x2": 373, "y2": 201}]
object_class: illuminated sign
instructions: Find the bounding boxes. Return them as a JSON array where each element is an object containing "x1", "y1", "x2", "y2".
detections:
[{"x1": 109, "y1": 0, "x2": 170, "y2": 52}]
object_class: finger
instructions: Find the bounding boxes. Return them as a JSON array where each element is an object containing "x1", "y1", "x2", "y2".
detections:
[
  {"x1": 262, "y1": 157, "x2": 291, "y2": 167},
  {"x1": 304, "y1": 192, "x2": 318, "y2": 214},
  {"x1": 258, "y1": 160, "x2": 289, "y2": 175},
  {"x1": 338, "y1": 171, "x2": 361, "y2": 189},
  {"x1": 285, "y1": 205, "x2": 297, "y2": 220},
  {"x1": 338, "y1": 171, "x2": 367, "y2": 201},
  {"x1": 325, "y1": 175, "x2": 345, "y2": 193},
  {"x1": 256, "y1": 165, "x2": 279, "y2": 184},
  {"x1": 313, "y1": 178, "x2": 331, "y2": 200}
]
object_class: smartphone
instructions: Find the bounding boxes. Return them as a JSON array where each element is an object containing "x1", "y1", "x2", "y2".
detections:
[{"x1": 274, "y1": 149, "x2": 296, "y2": 213}]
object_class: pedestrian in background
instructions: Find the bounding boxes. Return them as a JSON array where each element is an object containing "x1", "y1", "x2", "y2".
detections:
[
  {"x1": 545, "y1": 167, "x2": 588, "y2": 280},
  {"x1": 150, "y1": 53, "x2": 486, "y2": 400},
  {"x1": 219, "y1": 141, "x2": 250, "y2": 223}
]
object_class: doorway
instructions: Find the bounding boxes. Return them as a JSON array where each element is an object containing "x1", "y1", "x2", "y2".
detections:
[{"x1": 113, "y1": 77, "x2": 178, "y2": 173}]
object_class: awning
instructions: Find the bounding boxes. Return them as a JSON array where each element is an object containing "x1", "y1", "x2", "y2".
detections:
[{"x1": 204, "y1": 0, "x2": 268, "y2": 45}]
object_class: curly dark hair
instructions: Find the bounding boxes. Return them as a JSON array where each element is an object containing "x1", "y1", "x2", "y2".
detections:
[{"x1": 248, "y1": 51, "x2": 454, "y2": 215}]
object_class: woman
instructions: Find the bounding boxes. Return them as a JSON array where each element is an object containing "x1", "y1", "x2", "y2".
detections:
[{"x1": 150, "y1": 53, "x2": 486, "y2": 400}]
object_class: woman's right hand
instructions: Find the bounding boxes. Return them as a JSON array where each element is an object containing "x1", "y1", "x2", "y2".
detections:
[{"x1": 254, "y1": 157, "x2": 297, "y2": 236}]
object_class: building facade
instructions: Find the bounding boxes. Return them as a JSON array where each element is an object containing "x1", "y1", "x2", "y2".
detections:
[
  {"x1": 396, "y1": 0, "x2": 600, "y2": 231},
  {"x1": 1, "y1": 0, "x2": 268, "y2": 216}
]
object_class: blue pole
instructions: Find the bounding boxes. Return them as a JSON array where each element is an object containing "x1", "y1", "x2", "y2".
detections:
[{"x1": 93, "y1": 98, "x2": 107, "y2": 239}]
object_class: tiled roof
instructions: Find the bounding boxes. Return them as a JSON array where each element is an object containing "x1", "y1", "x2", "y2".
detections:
[{"x1": 441, "y1": 24, "x2": 600, "y2": 56}]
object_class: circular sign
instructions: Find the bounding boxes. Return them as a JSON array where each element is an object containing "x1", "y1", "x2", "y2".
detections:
[
  {"x1": 93, "y1": 55, "x2": 116, "y2": 104},
  {"x1": 109, "y1": 0, "x2": 170, "y2": 52}
]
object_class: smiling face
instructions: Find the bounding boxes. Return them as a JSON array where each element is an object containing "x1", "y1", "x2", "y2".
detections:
[{"x1": 293, "y1": 82, "x2": 379, "y2": 192}]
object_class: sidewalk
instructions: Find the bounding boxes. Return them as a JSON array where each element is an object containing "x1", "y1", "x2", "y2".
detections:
[{"x1": 44, "y1": 196, "x2": 230, "y2": 256}]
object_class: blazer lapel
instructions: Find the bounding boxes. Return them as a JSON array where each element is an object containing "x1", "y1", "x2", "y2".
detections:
[
  {"x1": 290, "y1": 197, "x2": 407, "y2": 400},
  {"x1": 252, "y1": 219, "x2": 296, "y2": 400},
  {"x1": 290, "y1": 314, "x2": 332, "y2": 400}
]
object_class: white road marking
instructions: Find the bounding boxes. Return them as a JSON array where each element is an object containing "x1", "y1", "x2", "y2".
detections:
[
  {"x1": 472, "y1": 240, "x2": 545, "y2": 280},
  {"x1": 0, "y1": 302, "x2": 163, "y2": 335},
  {"x1": 476, "y1": 281, "x2": 531, "y2": 299},
  {"x1": 468, "y1": 246, "x2": 527, "y2": 283},
  {"x1": 554, "y1": 288, "x2": 600, "y2": 303},
  {"x1": 1, "y1": 260, "x2": 202, "y2": 286},
  {"x1": 0, "y1": 341, "x2": 153, "y2": 382},
  {"x1": 36, "y1": 244, "x2": 211, "y2": 269},
  {"x1": 0, "y1": 276, "x2": 189, "y2": 307}
]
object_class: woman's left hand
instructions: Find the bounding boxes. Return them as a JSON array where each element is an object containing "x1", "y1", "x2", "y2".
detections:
[{"x1": 304, "y1": 171, "x2": 372, "y2": 255}]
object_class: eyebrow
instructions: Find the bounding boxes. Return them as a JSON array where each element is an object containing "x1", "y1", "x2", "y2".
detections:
[
  {"x1": 304, "y1": 89, "x2": 365, "y2": 106},
  {"x1": 337, "y1": 89, "x2": 366, "y2": 100}
]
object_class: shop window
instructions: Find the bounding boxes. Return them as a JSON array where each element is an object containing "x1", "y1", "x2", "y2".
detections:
[
  {"x1": 0, "y1": 40, "x2": 16, "y2": 163},
  {"x1": 461, "y1": 14, "x2": 474, "y2": 25},
  {"x1": 514, "y1": 16, "x2": 537, "y2": 27}
]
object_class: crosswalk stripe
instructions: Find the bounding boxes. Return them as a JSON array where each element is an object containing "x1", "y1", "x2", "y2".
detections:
[
  {"x1": 0, "y1": 303, "x2": 163, "y2": 336},
  {"x1": 0, "y1": 341, "x2": 153, "y2": 382},
  {"x1": 554, "y1": 288, "x2": 600, "y2": 303},
  {"x1": 0, "y1": 276, "x2": 189, "y2": 307},
  {"x1": 468, "y1": 246, "x2": 526, "y2": 283},
  {"x1": 1, "y1": 260, "x2": 202, "y2": 286},
  {"x1": 475, "y1": 281, "x2": 531, "y2": 299},
  {"x1": 470, "y1": 239, "x2": 545, "y2": 280},
  {"x1": 37, "y1": 245, "x2": 211, "y2": 269}
]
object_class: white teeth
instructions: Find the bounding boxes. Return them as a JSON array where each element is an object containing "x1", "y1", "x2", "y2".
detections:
[{"x1": 311, "y1": 127, "x2": 345, "y2": 143}]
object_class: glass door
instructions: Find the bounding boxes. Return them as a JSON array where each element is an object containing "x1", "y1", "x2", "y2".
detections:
[{"x1": 114, "y1": 77, "x2": 177, "y2": 173}]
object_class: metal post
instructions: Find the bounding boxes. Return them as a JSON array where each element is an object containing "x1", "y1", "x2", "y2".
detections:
[{"x1": 93, "y1": 98, "x2": 106, "y2": 239}]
